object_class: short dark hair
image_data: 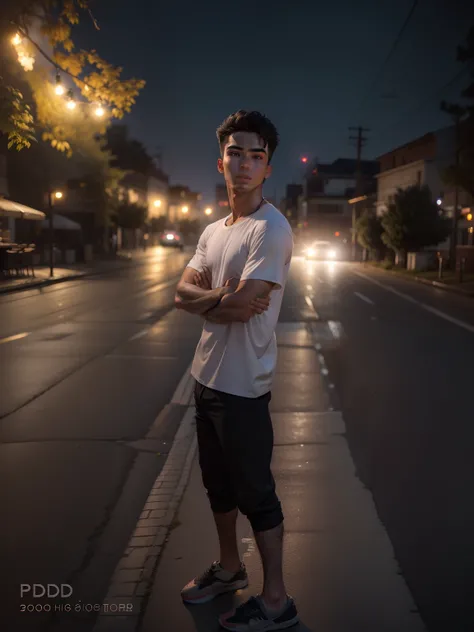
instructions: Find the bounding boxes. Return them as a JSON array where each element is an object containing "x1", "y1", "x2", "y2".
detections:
[{"x1": 216, "y1": 110, "x2": 279, "y2": 163}]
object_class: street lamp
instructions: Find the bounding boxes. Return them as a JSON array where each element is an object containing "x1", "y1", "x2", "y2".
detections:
[
  {"x1": 48, "y1": 189, "x2": 64, "y2": 277},
  {"x1": 182, "y1": 206, "x2": 189, "y2": 214},
  {"x1": 94, "y1": 105, "x2": 105, "y2": 118},
  {"x1": 154, "y1": 200, "x2": 162, "y2": 208},
  {"x1": 205, "y1": 207, "x2": 213, "y2": 216}
]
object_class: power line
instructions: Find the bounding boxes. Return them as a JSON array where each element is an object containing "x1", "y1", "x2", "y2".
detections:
[
  {"x1": 377, "y1": 66, "x2": 470, "y2": 135},
  {"x1": 354, "y1": 0, "x2": 420, "y2": 117}
]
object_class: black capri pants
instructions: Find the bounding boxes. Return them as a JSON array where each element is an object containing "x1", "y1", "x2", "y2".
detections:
[{"x1": 194, "y1": 380, "x2": 283, "y2": 533}]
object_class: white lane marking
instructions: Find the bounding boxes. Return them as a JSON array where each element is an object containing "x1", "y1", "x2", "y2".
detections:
[
  {"x1": 0, "y1": 332, "x2": 30, "y2": 345},
  {"x1": 142, "y1": 277, "x2": 180, "y2": 297},
  {"x1": 353, "y1": 270, "x2": 474, "y2": 335},
  {"x1": 171, "y1": 362, "x2": 195, "y2": 405},
  {"x1": 305, "y1": 295, "x2": 320, "y2": 318},
  {"x1": 328, "y1": 320, "x2": 344, "y2": 340},
  {"x1": 129, "y1": 328, "x2": 149, "y2": 341},
  {"x1": 106, "y1": 355, "x2": 179, "y2": 361},
  {"x1": 354, "y1": 291, "x2": 375, "y2": 306}
]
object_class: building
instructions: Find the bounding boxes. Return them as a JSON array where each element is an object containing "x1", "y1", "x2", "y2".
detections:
[
  {"x1": 168, "y1": 185, "x2": 202, "y2": 225},
  {"x1": 215, "y1": 183, "x2": 229, "y2": 218},
  {"x1": 376, "y1": 127, "x2": 456, "y2": 216},
  {"x1": 298, "y1": 158, "x2": 379, "y2": 241},
  {"x1": 280, "y1": 184, "x2": 303, "y2": 228},
  {"x1": 376, "y1": 125, "x2": 474, "y2": 253}
]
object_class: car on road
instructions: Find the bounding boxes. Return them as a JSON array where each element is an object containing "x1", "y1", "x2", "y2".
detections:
[
  {"x1": 158, "y1": 230, "x2": 184, "y2": 250},
  {"x1": 304, "y1": 240, "x2": 342, "y2": 261}
]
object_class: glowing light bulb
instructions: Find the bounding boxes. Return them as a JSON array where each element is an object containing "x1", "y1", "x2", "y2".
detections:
[
  {"x1": 66, "y1": 100, "x2": 76, "y2": 110},
  {"x1": 55, "y1": 84, "x2": 65, "y2": 96},
  {"x1": 12, "y1": 33, "x2": 22, "y2": 46},
  {"x1": 94, "y1": 106, "x2": 105, "y2": 118}
]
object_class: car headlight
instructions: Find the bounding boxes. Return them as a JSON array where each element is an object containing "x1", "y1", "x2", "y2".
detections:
[{"x1": 328, "y1": 249, "x2": 337, "y2": 259}]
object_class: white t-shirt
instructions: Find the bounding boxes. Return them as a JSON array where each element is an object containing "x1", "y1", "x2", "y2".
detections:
[{"x1": 186, "y1": 202, "x2": 293, "y2": 398}]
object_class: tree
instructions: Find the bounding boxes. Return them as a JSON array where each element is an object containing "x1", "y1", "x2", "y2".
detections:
[
  {"x1": 114, "y1": 202, "x2": 147, "y2": 231},
  {"x1": 381, "y1": 186, "x2": 450, "y2": 259},
  {"x1": 356, "y1": 210, "x2": 385, "y2": 260},
  {"x1": 104, "y1": 125, "x2": 153, "y2": 175},
  {"x1": 440, "y1": 25, "x2": 474, "y2": 198},
  {"x1": 0, "y1": 0, "x2": 145, "y2": 153}
]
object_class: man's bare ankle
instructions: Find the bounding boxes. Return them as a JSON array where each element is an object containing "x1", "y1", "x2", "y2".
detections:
[
  {"x1": 220, "y1": 559, "x2": 242, "y2": 574},
  {"x1": 261, "y1": 592, "x2": 287, "y2": 612}
]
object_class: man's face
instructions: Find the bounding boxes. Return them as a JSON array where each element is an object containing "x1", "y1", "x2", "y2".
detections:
[{"x1": 217, "y1": 132, "x2": 272, "y2": 192}]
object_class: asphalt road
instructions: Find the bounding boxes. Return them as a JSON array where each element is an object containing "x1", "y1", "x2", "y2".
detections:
[
  {"x1": 1, "y1": 250, "x2": 473, "y2": 631},
  {"x1": 290, "y1": 256, "x2": 474, "y2": 632}
]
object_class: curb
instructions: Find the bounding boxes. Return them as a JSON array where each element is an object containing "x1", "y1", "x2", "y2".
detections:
[
  {"x1": 0, "y1": 258, "x2": 135, "y2": 295},
  {"x1": 0, "y1": 272, "x2": 88, "y2": 295},
  {"x1": 92, "y1": 368, "x2": 197, "y2": 632},
  {"x1": 361, "y1": 264, "x2": 474, "y2": 299},
  {"x1": 413, "y1": 275, "x2": 474, "y2": 298}
]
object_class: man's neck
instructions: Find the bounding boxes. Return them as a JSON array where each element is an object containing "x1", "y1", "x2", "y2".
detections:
[{"x1": 228, "y1": 188, "x2": 265, "y2": 223}]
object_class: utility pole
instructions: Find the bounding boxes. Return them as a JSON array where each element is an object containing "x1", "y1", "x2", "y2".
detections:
[
  {"x1": 449, "y1": 113, "x2": 461, "y2": 270},
  {"x1": 349, "y1": 126, "x2": 370, "y2": 260},
  {"x1": 48, "y1": 187, "x2": 54, "y2": 277}
]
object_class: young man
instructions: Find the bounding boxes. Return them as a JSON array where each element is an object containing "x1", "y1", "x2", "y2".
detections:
[{"x1": 175, "y1": 110, "x2": 297, "y2": 631}]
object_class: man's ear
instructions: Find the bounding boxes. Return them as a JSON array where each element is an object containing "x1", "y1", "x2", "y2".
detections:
[
  {"x1": 265, "y1": 164, "x2": 273, "y2": 179},
  {"x1": 217, "y1": 158, "x2": 224, "y2": 174}
]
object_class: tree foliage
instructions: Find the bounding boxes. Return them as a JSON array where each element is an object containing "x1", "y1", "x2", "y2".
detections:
[
  {"x1": 356, "y1": 210, "x2": 385, "y2": 259},
  {"x1": 381, "y1": 186, "x2": 450, "y2": 255},
  {"x1": 113, "y1": 202, "x2": 148, "y2": 231},
  {"x1": 104, "y1": 125, "x2": 153, "y2": 175},
  {"x1": 1, "y1": 0, "x2": 145, "y2": 153},
  {"x1": 440, "y1": 25, "x2": 474, "y2": 198}
]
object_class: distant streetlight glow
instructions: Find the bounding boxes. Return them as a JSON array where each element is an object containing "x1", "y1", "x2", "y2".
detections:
[
  {"x1": 301, "y1": 157, "x2": 308, "y2": 163},
  {"x1": 55, "y1": 84, "x2": 65, "y2": 96},
  {"x1": 154, "y1": 199, "x2": 162, "y2": 208},
  {"x1": 437, "y1": 199, "x2": 442, "y2": 206},
  {"x1": 54, "y1": 191, "x2": 63, "y2": 200},
  {"x1": 182, "y1": 206, "x2": 189, "y2": 214},
  {"x1": 205, "y1": 207, "x2": 213, "y2": 216},
  {"x1": 95, "y1": 106, "x2": 105, "y2": 118},
  {"x1": 66, "y1": 99, "x2": 76, "y2": 110},
  {"x1": 467, "y1": 213, "x2": 473, "y2": 221}
]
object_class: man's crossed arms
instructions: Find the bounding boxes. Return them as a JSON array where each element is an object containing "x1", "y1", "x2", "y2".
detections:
[{"x1": 175, "y1": 266, "x2": 273, "y2": 324}]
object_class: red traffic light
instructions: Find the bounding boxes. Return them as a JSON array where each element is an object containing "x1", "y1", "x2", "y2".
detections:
[{"x1": 301, "y1": 157, "x2": 308, "y2": 163}]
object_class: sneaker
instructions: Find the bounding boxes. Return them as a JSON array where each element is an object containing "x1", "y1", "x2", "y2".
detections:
[
  {"x1": 181, "y1": 561, "x2": 248, "y2": 605},
  {"x1": 219, "y1": 595, "x2": 299, "y2": 631}
]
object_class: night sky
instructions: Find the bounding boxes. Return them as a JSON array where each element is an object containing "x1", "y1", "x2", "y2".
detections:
[{"x1": 83, "y1": 0, "x2": 474, "y2": 205}]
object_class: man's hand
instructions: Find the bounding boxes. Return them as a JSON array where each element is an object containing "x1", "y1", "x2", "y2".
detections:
[
  {"x1": 194, "y1": 266, "x2": 212, "y2": 290},
  {"x1": 224, "y1": 277, "x2": 270, "y2": 315},
  {"x1": 249, "y1": 295, "x2": 270, "y2": 315}
]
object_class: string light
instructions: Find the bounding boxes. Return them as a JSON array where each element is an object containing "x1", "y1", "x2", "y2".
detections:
[
  {"x1": 10, "y1": 37, "x2": 112, "y2": 119},
  {"x1": 18, "y1": 53, "x2": 35, "y2": 71},
  {"x1": 54, "y1": 70, "x2": 66, "y2": 95}
]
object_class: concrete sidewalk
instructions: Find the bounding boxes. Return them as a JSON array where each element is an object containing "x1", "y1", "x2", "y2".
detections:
[
  {"x1": 140, "y1": 322, "x2": 427, "y2": 632},
  {"x1": 0, "y1": 250, "x2": 151, "y2": 294}
]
